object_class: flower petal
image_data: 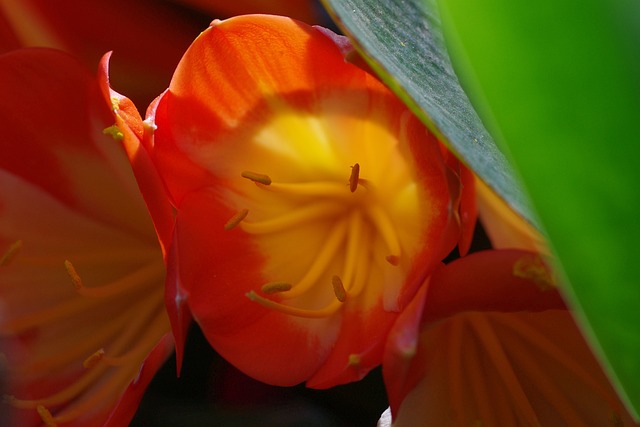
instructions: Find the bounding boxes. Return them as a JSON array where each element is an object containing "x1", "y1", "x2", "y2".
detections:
[
  {"x1": 0, "y1": 48, "x2": 169, "y2": 426},
  {"x1": 98, "y1": 52, "x2": 175, "y2": 260},
  {"x1": 150, "y1": 15, "x2": 458, "y2": 386},
  {"x1": 477, "y1": 178, "x2": 549, "y2": 254},
  {"x1": 384, "y1": 250, "x2": 636, "y2": 425},
  {"x1": 171, "y1": 189, "x2": 338, "y2": 385}
]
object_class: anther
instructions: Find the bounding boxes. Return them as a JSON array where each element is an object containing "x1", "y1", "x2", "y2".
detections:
[
  {"x1": 102, "y1": 124, "x2": 124, "y2": 141},
  {"x1": 224, "y1": 209, "x2": 249, "y2": 230},
  {"x1": 241, "y1": 171, "x2": 272, "y2": 185},
  {"x1": 513, "y1": 254, "x2": 555, "y2": 290},
  {"x1": 331, "y1": 275, "x2": 347, "y2": 302},
  {"x1": 83, "y1": 349, "x2": 105, "y2": 369},
  {"x1": 64, "y1": 260, "x2": 83, "y2": 290},
  {"x1": 349, "y1": 163, "x2": 360, "y2": 193},
  {"x1": 385, "y1": 255, "x2": 400, "y2": 266},
  {"x1": 261, "y1": 282, "x2": 293, "y2": 294},
  {"x1": 37, "y1": 405, "x2": 57, "y2": 427},
  {"x1": 0, "y1": 240, "x2": 22, "y2": 266},
  {"x1": 348, "y1": 354, "x2": 361, "y2": 367}
]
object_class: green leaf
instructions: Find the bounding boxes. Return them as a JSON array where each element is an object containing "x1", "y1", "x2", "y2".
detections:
[
  {"x1": 321, "y1": 0, "x2": 535, "y2": 226},
  {"x1": 436, "y1": 0, "x2": 640, "y2": 419}
]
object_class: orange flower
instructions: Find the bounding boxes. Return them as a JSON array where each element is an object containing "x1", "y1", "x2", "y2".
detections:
[
  {"x1": 0, "y1": 49, "x2": 172, "y2": 426},
  {"x1": 381, "y1": 249, "x2": 638, "y2": 426},
  {"x1": 0, "y1": 0, "x2": 326, "y2": 108},
  {"x1": 380, "y1": 186, "x2": 638, "y2": 426},
  {"x1": 109, "y1": 15, "x2": 464, "y2": 388},
  {"x1": 0, "y1": 0, "x2": 205, "y2": 107}
]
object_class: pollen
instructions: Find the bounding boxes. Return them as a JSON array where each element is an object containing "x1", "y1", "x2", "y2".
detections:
[
  {"x1": 331, "y1": 275, "x2": 347, "y2": 302},
  {"x1": 349, "y1": 163, "x2": 360, "y2": 192},
  {"x1": 64, "y1": 259, "x2": 83, "y2": 290},
  {"x1": 262, "y1": 282, "x2": 293, "y2": 294},
  {"x1": 102, "y1": 124, "x2": 124, "y2": 141},
  {"x1": 241, "y1": 170, "x2": 272, "y2": 185},
  {"x1": 83, "y1": 349, "x2": 106, "y2": 369},
  {"x1": 513, "y1": 254, "x2": 555, "y2": 290},
  {"x1": 224, "y1": 208, "x2": 249, "y2": 230}
]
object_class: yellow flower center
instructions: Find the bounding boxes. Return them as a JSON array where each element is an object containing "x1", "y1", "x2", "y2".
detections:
[
  {"x1": 1, "y1": 238, "x2": 168, "y2": 426},
  {"x1": 219, "y1": 109, "x2": 427, "y2": 318}
]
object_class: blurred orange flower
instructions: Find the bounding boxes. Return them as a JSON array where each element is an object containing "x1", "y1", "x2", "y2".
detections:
[{"x1": 0, "y1": 48, "x2": 173, "y2": 427}]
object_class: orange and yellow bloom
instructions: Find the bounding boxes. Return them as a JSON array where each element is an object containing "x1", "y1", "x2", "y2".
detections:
[
  {"x1": 108, "y1": 14, "x2": 466, "y2": 388},
  {"x1": 380, "y1": 184, "x2": 639, "y2": 426},
  {"x1": 0, "y1": 48, "x2": 172, "y2": 426}
]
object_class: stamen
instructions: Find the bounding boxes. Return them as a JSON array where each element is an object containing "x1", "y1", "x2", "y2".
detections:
[
  {"x1": 241, "y1": 171, "x2": 272, "y2": 185},
  {"x1": 96, "y1": 312, "x2": 168, "y2": 368},
  {"x1": 14, "y1": 297, "x2": 147, "y2": 376},
  {"x1": 0, "y1": 295, "x2": 106, "y2": 334},
  {"x1": 246, "y1": 291, "x2": 342, "y2": 318},
  {"x1": 281, "y1": 219, "x2": 348, "y2": 299},
  {"x1": 366, "y1": 205, "x2": 401, "y2": 263},
  {"x1": 348, "y1": 222, "x2": 372, "y2": 298},
  {"x1": 241, "y1": 202, "x2": 343, "y2": 234},
  {"x1": 70, "y1": 260, "x2": 161, "y2": 298},
  {"x1": 261, "y1": 282, "x2": 293, "y2": 294},
  {"x1": 6, "y1": 361, "x2": 109, "y2": 409},
  {"x1": 0, "y1": 240, "x2": 22, "y2": 266},
  {"x1": 83, "y1": 349, "x2": 105, "y2": 369},
  {"x1": 341, "y1": 210, "x2": 363, "y2": 291},
  {"x1": 331, "y1": 275, "x2": 347, "y2": 302},
  {"x1": 64, "y1": 260, "x2": 83, "y2": 290},
  {"x1": 349, "y1": 163, "x2": 360, "y2": 192},
  {"x1": 37, "y1": 405, "x2": 57, "y2": 427},
  {"x1": 51, "y1": 359, "x2": 139, "y2": 425},
  {"x1": 256, "y1": 181, "x2": 350, "y2": 197},
  {"x1": 224, "y1": 209, "x2": 249, "y2": 230}
]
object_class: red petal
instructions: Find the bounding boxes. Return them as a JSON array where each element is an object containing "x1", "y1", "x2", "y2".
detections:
[
  {"x1": 457, "y1": 164, "x2": 477, "y2": 256},
  {"x1": 0, "y1": 48, "x2": 169, "y2": 427},
  {"x1": 476, "y1": 178, "x2": 549, "y2": 254},
  {"x1": 98, "y1": 52, "x2": 175, "y2": 258},
  {"x1": 171, "y1": 189, "x2": 337, "y2": 385},
  {"x1": 2, "y1": 0, "x2": 203, "y2": 106},
  {"x1": 384, "y1": 249, "x2": 566, "y2": 419},
  {"x1": 104, "y1": 334, "x2": 174, "y2": 427},
  {"x1": 423, "y1": 249, "x2": 565, "y2": 323}
]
